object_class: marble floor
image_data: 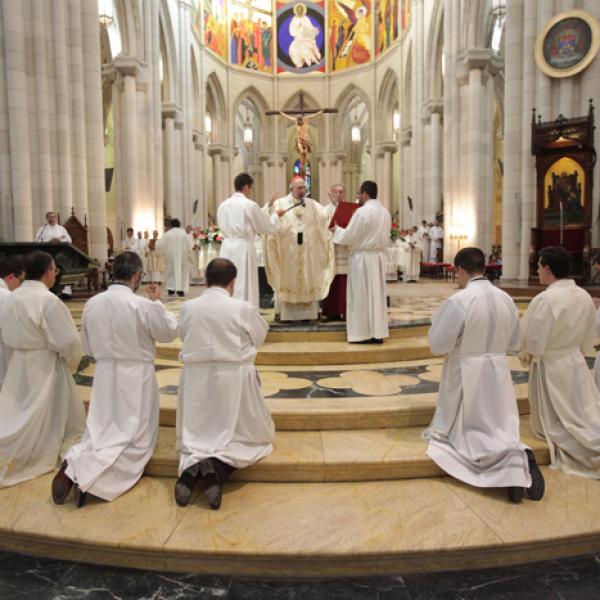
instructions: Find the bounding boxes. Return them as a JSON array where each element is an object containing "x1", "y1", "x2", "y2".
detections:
[{"x1": 2, "y1": 549, "x2": 600, "y2": 599}]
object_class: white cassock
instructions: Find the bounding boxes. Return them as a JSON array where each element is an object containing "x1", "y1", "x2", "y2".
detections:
[
  {"x1": 428, "y1": 226, "x2": 443, "y2": 262},
  {"x1": 35, "y1": 223, "x2": 72, "y2": 243},
  {"x1": 177, "y1": 287, "x2": 275, "y2": 471},
  {"x1": 334, "y1": 199, "x2": 390, "y2": 342},
  {"x1": 417, "y1": 225, "x2": 429, "y2": 260},
  {"x1": 289, "y1": 15, "x2": 321, "y2": 67},
  {"x1": 423, "y1": 278, "x2": 531, "y2": 488},
  {"x1": 217, "y1": 192, "x2": 277, "y2": 308},
  {"x1": 0, "y1": 279, "x2": 9, "y2": 389},
  {"x1": 64, "y1": 285, "x2": 178, "y2": 501},
  {"x1": 405, "y1": 233, "x2": 421, "y2": 282},
  {"x1": 264, "y1": 195, "x2": 334, "y2": 321},
  {"x1": 520, "y1": 278, "x2": 600, "y2": 478},
  {"x1": 135, "y1": 238, "x2": 149, "y2": 281},
  {"x1": 156, "y1": 227, "x2": 194, "y2": 293},
  {"x1": 121, "y1": 235, "x2": 137, "y2": 253},
  {"x1": 0, "y1": 280, "x2": 85, "y2": 487}
]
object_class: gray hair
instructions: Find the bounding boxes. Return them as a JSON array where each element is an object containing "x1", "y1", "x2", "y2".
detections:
[
  {"x1": 113, "y1": 251, "x2": 143, "y2": 280},
  {"x1": 330, "y1": 183, "x2": 344, "y2": 190}
]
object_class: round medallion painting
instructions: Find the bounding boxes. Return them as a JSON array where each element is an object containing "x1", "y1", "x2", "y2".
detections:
[{"x1": 535, "y1": 10, "x2": 600, "y2": 78}]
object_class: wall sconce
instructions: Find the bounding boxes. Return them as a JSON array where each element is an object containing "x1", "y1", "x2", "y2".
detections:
[
  {"x1": 205, "y1": 114, "x2": 212, "y2": 144},
  {"x1": 98, "y1": 0, "x2": 114, "y2": 26},
  {"x1": 243, "y1": 109, "x2": 253, "y2": 148},
  {"x1": 351, "y1": 113, "x2": 361, "y2": 145}
]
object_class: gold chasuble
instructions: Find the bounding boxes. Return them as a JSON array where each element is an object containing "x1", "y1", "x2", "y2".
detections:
[{"x1": 264, "y1": 193, "x2": 334, "y2": 316}]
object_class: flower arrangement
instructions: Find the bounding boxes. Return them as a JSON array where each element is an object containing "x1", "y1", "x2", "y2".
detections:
[
  {"x1": 390, "y1": 223, "x2": 405, "y2": 243},
  {"x1": 198, "y1": 226, "x2": 223, "y2": 245}
]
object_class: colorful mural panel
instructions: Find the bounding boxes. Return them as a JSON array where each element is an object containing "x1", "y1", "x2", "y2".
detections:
[
  {"x1": 329, "y1": 0, "x2": 372, "y2": 70},
  {"x1": 401, "y1": 0, "x2": 411, "y2": 32},
  {"x1": 230, "y1": 0, "x2": 274, "y2": 72},
  {"x1": 276, "y1": 1, "x2": 326, "y2": 73},
  {"x1": 375, "y1": 0, "x2": 398, "y2": 56},
  {"x1": 204, "y1": 0, "x2": 228, "y2": 61}
]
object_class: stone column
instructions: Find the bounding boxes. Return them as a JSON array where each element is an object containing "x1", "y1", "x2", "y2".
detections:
[
  {"x1": 501, "y1": 0, "x2": 524, "y2": 280},
  {"x1": 425, "y1": 99, "x2": 443, "y2": 220},
  {"x1": 115, "y1": 60, "x2": 141, "y2": 231},
  {"x1": 2, "y1": 0, "x2": 33, "y2": 240},
  {"x1": 82, "y1": 0, "x2": 107, "y2": 263},
  {"x1": 376, "y1": 142, "x2": 397, "y2": 213},
  {"x1": 162, "y1": 103, "x2": 180, "y2": 220}
]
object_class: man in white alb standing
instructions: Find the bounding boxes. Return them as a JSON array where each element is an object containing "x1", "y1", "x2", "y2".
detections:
[
  {"x1": 333, "y1": 180, "x2": 390, "y2": 344},
  {"x1": 157, "y1": 218, "x2": 194, "y2": 297},
  {"x1": 217, "y1": 172, "x2": 278, "y2": 308},
  {"x1": 428, "y1": 219, "x2": 443, "y2": 262},
  {"x1": 52, "y1": 251, "x2": 178, "y2": 507}
]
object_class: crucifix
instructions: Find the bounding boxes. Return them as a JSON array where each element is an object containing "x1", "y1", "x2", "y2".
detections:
[{"x1": 266, "y1": 92, "x2": 338, "y2": 169}]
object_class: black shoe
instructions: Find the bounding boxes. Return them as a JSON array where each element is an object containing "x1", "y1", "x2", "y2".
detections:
[
  {"x1": 167, "y1": 289, "x2": 174, "y2": 296},
  {"x1": 507, "y1": 486, "x2": 525, "y2": 503},
  {"x1": 51, "y1": 460, "x2": 73, "y2": 505},
  {"x1": 525, "y1": 449, "x2": 545, "y2": 501},
  {"x1": 370, "y1": 338, "x2": 384, "y2": 344},
  {"x1": 174, "y1": 463, "x2": 202, "y2": 507},
  {"x1": 200, "y1": 459, "x2": 222, "y2": 510},
  {"x1": 74, "y1": 485, "x2": 87, "y2": 508},
  {"x1": 176, "y1": 291, "x2": 185, "y2": 297}
]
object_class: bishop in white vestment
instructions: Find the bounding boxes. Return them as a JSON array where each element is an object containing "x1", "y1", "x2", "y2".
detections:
[
  {"x1": 520, "y1": 246, "x2": 600, "y2": 479},
  {"x1": 263, "y1": 177, "x2": 334, "y2": 321},
  {"x1": 54, "y1": 252, "x2": 178, "y2": 505},
  {"x1": 175, "y1": 258, "x2": 275, "y2": 509},
  {"x1": 0, "y1": 252, "x2": 85, "y2": 487},
  {"x1": 217, "y1": 173, "x2": 277, "y2": 308},
  {"x1": 333, "y1": 181, "x2": 390, "y2": 343},
  {"x1": 423, "y1": 248, "x2": 541, "y2": 501},
  {"x1": 156, "y1": 219, "x2": 194, "y2": 295},
  {"x1": 0, "y1": 257, "x2": 25, "y2": 390}
]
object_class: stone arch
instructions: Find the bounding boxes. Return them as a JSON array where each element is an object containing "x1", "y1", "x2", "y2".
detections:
[
  {"x1": 232, "y1": 86, "x2": 271, "y2": 149},
  {"x1": 425, "y1": 0, "x2": 444, "y2": 102},
  {"x1": 402, "y1": 45, "x2": 412, "y2": 128},
  {"x1": 205, "y1": 72, "x2": 227, "y2": 145},
  {"x1": 158, "y1": 0, "x2": 177, "y2": 104},
  {"x1": 378, "y1": 69, "x2": 399, "y2": 140}
]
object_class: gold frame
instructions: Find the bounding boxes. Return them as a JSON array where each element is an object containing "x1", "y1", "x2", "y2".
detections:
[{"x1": 535, "y1": 10, "x2": 600, "y2": 79}]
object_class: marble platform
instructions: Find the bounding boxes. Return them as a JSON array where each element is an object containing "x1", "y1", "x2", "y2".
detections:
[{"x1": 3, "y1": 284, "x2": 599, "y2": 578}]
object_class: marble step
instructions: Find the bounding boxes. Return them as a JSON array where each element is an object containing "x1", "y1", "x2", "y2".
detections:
[
  {"x1": 2, "y1": 467, "x2": 599, "y2": 577},
  {"x1": 145, "y1": 422, "x2": 549, "y2": 482},
  {"x1": 156, "y1": 336, "x2": 434, "y2": 365},
  {"x1": 78, "y1": 384, "x2": 531, "y2": 431}
]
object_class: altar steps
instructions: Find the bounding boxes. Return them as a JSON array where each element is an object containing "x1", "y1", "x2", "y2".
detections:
[
  {"x1": 2, "y1": 468, "x2": 600, "y2": 577},
  {"x1": 77, "y1": 383, "x2": 531, "y2": 430},
  {"x1": 144, "y1": 422, "x2": 549, "y2": 482}
]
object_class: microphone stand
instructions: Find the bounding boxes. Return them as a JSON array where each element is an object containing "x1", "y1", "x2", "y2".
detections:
[{"x1": 36, "y1": 223, "x2": 48, "y2": 242}]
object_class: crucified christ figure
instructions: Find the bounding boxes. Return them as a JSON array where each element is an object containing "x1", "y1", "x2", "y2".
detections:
[{"x1": 278, "y1": 109, "x2": 324, "y2": 164}]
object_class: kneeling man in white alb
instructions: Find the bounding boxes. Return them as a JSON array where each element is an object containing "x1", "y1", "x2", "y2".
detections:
[
  {"x1": 175, "y1": 258, "x2": 275, "y2": 509},
  {"x1": 52, "y1": 252, "x2": 178, "y2": 507},
  {"x1": 423, "y1": 247, "x2": 544, "y2": 503}
]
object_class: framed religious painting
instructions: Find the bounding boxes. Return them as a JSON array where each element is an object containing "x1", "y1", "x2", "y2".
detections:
[{"x1": 535, "y1": 10, "x2": 600, "y2": 78}]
